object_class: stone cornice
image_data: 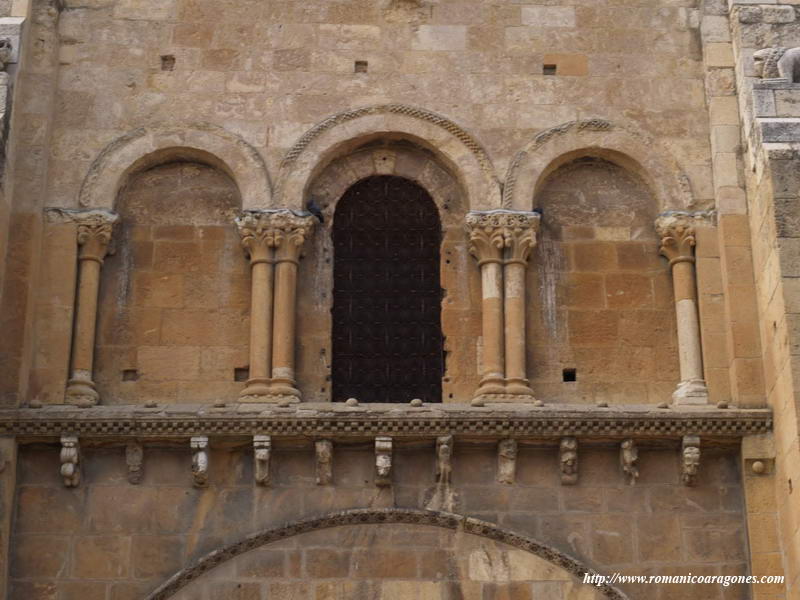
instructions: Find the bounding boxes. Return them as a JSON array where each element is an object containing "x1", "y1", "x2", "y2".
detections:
[{"x1": 0, "y1": 404, "x2": 771, "y2": 442}]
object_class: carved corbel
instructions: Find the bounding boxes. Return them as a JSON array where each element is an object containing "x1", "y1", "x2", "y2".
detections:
[
  {"x1": 126, "y1": 442, "x2": 143, "y2": 484},
  {"x1": 191, "y1": 436, "x2": 209, "y2": 487},
  {"x1": 375, "y1": 436, "x2": 392, "y2": 487},
  {"x1": 60, "y1": 435, "x2": 80, "y2": 488},
  {"x1": 681, "y1": 435, "x2": 700, "y2": 487},
  {"x1": 620, "y1": 439, "x2": 639, "y2": 485},
  {"x1": 559, "y1": 437, "x2": 578, "y2": 485},
  {"x1": 315, "y1": 439, "x2": 333, "y2": 485},
  {"x1": 497, "y1": 438, "x2": 517, "y2": 485},
  {"x1": 254, "y1": 435, "x2": 271, "y2": 486},
  {"x1": 436, "y1": 435, "x2": 453, "y2": 485}
]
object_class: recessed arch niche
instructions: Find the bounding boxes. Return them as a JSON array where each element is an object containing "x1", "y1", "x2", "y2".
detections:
[
  {"x1": 94, "y1": 154, "x2": 249, "y2": 405},
  {"x1": 294, "y1": 139, "x2": 481, "y2": 403},
  {"x1": 528, "y1": 153, "x2": 679, "y2": 406}
]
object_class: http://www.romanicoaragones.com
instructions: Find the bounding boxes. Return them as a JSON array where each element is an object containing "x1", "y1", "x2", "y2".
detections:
[{"x1": 584, "y1": 572, "x2": 784, "y2": 587}]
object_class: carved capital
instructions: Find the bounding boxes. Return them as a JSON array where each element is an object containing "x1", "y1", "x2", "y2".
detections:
[
  {"x1": 236, "y1": 209, "x2": 316, "y2": 264},
  {"x1": 465, "y1": 210, "x2": 540, "y2": 264},
  {"x1": 654, "y1": 211, "x2": 713, "y2": 264},
  {"x1": 46, "y1": 209, "x2": 120, "y2": 262}
]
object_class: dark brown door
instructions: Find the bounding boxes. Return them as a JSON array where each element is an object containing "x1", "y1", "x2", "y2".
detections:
[{"x1": 332, "y1": 175, "x2": 443, "y2": 403}]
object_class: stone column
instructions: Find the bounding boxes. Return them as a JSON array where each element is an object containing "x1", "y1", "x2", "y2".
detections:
[
  {"x1": 65, "y1": 210, "x2": 119, "y2": 407},
  {"x1": 656, "y1": 211, "x2": 709, "y2": 405},
  {"x1": 236, "y1": 210, "x2": 315, "y2": 402},
  {"x1": 503, "y1": 215, "x2": 539, "y2": 397},
  {"x1": 236, "y1": 212, "x2": 278, "y2": 400},
  {"x1": 466, "y1": 210, "x2": 540, "y2": 404}
]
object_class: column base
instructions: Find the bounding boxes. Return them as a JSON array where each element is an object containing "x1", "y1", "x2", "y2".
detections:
[
  {"x1": 671, "y1": 379, "x2": 709, "y2": 405},
  {"x1": 239, "y1": 378, "x2": 301, "y2": 403},
  {"x1": 65, "y1": 379, "x2": 99, "y2": 408},
  {"x1": 472, "y1": 393, "x2": 538, "y2": 406},
  {"x1": 239, "y1": 393, "x2": 301, "y2": 404}
]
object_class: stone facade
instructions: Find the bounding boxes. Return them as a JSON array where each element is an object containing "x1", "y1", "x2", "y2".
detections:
[{"x1": 0, "y1": 0, "x2": 796, "y2": 598}]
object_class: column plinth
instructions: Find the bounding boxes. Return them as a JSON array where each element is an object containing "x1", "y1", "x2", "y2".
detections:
[
  {"x1": 656, "y1": 211, "x2": 711, "y2": 405},
  {"x1": 466, "y1": 210, "x2": 540, "y2": 405}
]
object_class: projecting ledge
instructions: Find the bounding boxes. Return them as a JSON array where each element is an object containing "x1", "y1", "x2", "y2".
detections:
[{"x1": 0, "y1": 403, "x2": 772, "y2": 443}]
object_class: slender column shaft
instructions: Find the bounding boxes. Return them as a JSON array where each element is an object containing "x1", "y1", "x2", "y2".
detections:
[
  {"x1": 656, "y1": 212, "x2": 710, "y2": 405},
  {"x1": 65, "y1": 212, "x2": 118, "y2": 407},
  {"x1": 249, "y1": 258, "x2": 274, "y2": 382},
  {"x1": 503, "y1": 261, "x2": 529, "y2": 393},
  {"x1": 479, "y1": 258, "x2": 506, "y2": 393},
  {"x1": 270, "y1": 241, "x2": 301, "y2": 396}
]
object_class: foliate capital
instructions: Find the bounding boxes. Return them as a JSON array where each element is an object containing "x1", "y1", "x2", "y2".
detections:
[
  {"x1": 235, "y1": 209, "x2": 316, "y2": 262},
  {"x1": 465, "y1": 210, "x2": 541, "y2": 264},
  {"x1": 46, "y1": 209, "x2": 120, "y2": 261},
  {"x1": 654, "y1": 210, "x2": 714, "y2": 264}
]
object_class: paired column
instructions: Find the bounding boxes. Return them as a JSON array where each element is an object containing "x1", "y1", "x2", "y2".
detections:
[
  {"x1": 64, "y1": 210, "x2": 119, "y2": 407},
  {"x1": 236, "y1": 210, "x2": 315, "y2": 402},
  {"x1": 466, "y1": 210, "x2": 540, "y2": 404},
  {"x1": 655, "y1": 212, "x2": 709, "y2": 405}
]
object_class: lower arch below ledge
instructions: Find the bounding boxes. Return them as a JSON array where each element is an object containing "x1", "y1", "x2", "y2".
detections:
[{"x1": 147, "y1": 508, "x2": 628, "y2": 600}]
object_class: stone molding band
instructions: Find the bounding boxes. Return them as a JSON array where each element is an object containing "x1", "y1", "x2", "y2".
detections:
[
  {"x1": 145, "y1": 508, "x2": 628, "y2": 600},
  {"x1": 0, "y1": 406, "x2": 772, "y2": 439}
]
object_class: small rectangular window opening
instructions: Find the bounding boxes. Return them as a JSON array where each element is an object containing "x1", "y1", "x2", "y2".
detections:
[
  {"x1": 122, "y1": 369, "x2": 139, "y2": 382},
  {"x1": 562, "y1": 368, "x2": 577, "y2": 382},
  {"x1": 355, "y1": 60, "x2": 368, "y2": 73},
  {"x1": 543, "y1": 64, "x2": 557, "y2": 76},
  {"x1": 160, "y1": 55, "x2": 176, "y2": 71},
  {"x1": 234, "y1": 367, "x2": 249, "y2": 382}
]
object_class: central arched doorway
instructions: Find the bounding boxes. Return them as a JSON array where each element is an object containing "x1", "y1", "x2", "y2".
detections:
[{"x1": 332, "y1": 175, "x2": 443, "y2": 403}]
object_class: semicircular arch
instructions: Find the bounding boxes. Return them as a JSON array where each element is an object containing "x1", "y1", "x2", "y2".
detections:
[
  {"x1": 274, "y1": 104, "x2": 502, "y2": 211},
  {"x1": 146, "y1": 508, "x2": 629, "y2": 600},
  {"x1": 504, "y1": 119, "x2": 694, "y2": 212},
  {"x1": 78, "y1": 123, "x2": 272, "y2": 210}
]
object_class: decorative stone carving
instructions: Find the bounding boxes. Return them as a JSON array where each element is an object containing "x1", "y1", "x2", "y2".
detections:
[
  {"x1": 0, "y1": 38, "x2": 12, "y2": 71},
  {"x1": 655, "y1": 211, "x2": 713, "y2": 405},
  {"x1": 682, "y1": 435, "x2": 701, "y2": 487},
  {"x1": 235, "y1": 210, "x2": 316, "y2": 402},
  {"x1": 466, "y1": 210, "x2": 541, "y2": 404},
  {"x1": 620, "y1": 439, "x2": 639, "y2": 485},
  {"x1": 60, "y1": 435, "x2": 80, "y2": 487},
  {"x1": 58, "y1": 210, "x2": 120, "y2": 407},
  {"x1": 436, "y1": 435, "x2": 453, "y2": 485},
  {"x1": 254, "y1": 435, "x2": 271, "y2": 486},
  {"x1": 125, "y1": 442, "x2": 143, "y2": 484},
  {"x1": 754, "y1": 47, "x2": 800, "y2": 82},
  {"x1": 497, "y1": 438, "x2": 517, "y2": 485},
  {"x1": 375, "y1": 436, "x2": 392, "y2": 487},
  {"x1": 315, "y1": 439, "x2": 333, "y2": 485},
  {"x1": 559, "y1": 437, "x2": 578, "y2": 485},
  {"x1": 191, "y1": 436, "x2": 209, "y2": 487}
]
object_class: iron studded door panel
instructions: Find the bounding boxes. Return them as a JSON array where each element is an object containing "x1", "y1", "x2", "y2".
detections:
[{"x1": 332, "y1": 175, "x2": 443, "y2": 403}]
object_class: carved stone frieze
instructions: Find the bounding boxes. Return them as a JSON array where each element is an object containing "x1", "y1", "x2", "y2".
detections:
[
  {"x1": 682, "y1": 435, "x2": 700, "y2": 487},
  {"x1": 436, "y1": 435, "x2": 453, "y2": 485},
  {"x1": 315, "y1": 439, "x2": 333, "y2": 485},
  {"x1": 60, "y1": 435, "x2": 80, "y2": 487},
  {"x1": 620, "y1": 439, "x2": 638, "y2": 485},
  {"x1": 753, "y1": 47, "x2": 800, "y2": 82},
  {"x1": 559, "y1": 437, "x2": 578, "y2": 485},
  {"x1": 497, "y1": 438, "x2": 517, "y2": 485},
  {"x1": 0, "y1": 405, "x2": 772, "y2": 439},
  {"x1": 375, "y1": 436, "x2": 392, "y2": 487},
  {"x1": 125, "y1": 442, "x2": 143, "y2": 484},
  {"x1": 254, "y1": 435, "x2": 271, "y2": 486},
  {"x1": 191, "y1": 436, "x2": 209, "y2": 487}
]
